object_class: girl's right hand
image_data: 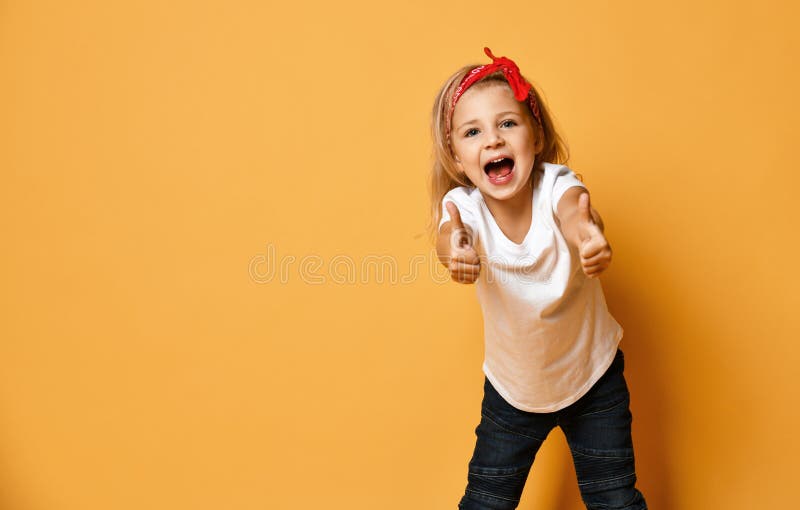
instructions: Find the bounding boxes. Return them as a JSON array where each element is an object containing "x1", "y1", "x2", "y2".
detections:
[{"x1": 445, "y1": 201, "x2": 481, "y2": 284}]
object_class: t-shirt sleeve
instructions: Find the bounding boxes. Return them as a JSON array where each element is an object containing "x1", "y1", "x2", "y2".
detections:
[
  {"x1": 438, "y1": 188, "x2": 479, "y2": 237},
  {"x1": 551, "y1": 167, "x2": 588, "y2": 216}
]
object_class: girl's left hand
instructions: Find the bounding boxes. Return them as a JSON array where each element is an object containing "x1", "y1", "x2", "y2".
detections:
[{"x1": 576, "y1": 193, "x2": 612, "y2": 278}]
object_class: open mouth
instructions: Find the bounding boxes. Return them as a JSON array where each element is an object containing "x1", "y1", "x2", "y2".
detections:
[{"x1": 484, "y1": 157, "x2": 515, "y2": 184}]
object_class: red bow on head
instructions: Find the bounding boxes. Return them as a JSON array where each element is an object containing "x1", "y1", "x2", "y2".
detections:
[{"x1": 447, "y1": 47, "x2": 542, "y2": 139}]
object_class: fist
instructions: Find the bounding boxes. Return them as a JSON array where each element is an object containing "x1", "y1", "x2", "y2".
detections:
[
  {"x1": 445, "y1": 201, "x2": 481, "y2": 284},
  {"x1": 577, "y1": 193, "x2": 612, "y2": 278}
]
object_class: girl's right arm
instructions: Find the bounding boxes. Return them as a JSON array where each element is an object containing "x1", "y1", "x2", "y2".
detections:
[{"x1": 437, "y1": 202, "x2": 481, "y2": 284}]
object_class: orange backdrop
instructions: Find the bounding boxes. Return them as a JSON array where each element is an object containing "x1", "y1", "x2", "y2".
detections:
[{"x1": 2, "y1": 1, "x2": 798, "y2": 508}]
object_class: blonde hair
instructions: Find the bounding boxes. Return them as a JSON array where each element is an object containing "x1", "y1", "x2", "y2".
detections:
[{"x1": 427, "y1": 64, "x2": 570, "y2": 245}]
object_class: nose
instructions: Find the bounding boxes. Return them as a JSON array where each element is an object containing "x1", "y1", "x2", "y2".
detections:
[{"x1": 484, "y1": 127, "x2": 505, "y2": 149}]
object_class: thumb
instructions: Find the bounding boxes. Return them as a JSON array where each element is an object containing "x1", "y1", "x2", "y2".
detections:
[
  {"x1": 578, "y1": 192, "x2": 593, "y2": 225},
  {"x1": 577, "y1": 192, "x2": 597, "y2": 243},
  {"x1": 445, "y1": 201, "x2": 473, "y2": 249},
  {"x1": 446, "y1": 201, "x2": 466, "y2": 231}
]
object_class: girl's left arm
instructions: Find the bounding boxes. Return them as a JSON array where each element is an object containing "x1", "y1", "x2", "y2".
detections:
[{"x1": 556, "y1": 187, "x2": 612, "y2": 278}]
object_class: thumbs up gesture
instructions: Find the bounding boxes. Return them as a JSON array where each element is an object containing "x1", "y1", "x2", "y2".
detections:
[
  {"x1": 576, "y1": 193, "x2": 612, "y2": 278},
  {"x1": 445, "y1": 201, "x2": 481, "y2": 284}
]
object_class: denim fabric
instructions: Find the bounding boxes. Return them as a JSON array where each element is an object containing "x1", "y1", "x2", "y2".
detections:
[{"x1": 458, "y1": 349, "x2": 647, "y2": 509}]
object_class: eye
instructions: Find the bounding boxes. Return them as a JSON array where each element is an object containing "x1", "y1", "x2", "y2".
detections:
[
  {"x1": 464, "y1": 128, "x2": 479, "y2": 138},
  {"x1": 500, "y1": 119, "x2": 517, "y2": 128}
]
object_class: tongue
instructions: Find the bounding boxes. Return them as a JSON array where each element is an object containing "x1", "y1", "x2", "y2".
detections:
[{"x1": 488, "y1": 163, "x2": 513, "y2": 179}]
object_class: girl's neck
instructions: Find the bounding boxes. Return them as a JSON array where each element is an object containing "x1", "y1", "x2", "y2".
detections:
[{"x1": 482, "y1": 179, "x2": 534, "y2": 241}]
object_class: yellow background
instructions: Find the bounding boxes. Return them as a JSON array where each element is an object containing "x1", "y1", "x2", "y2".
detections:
[{"x1": 2, "y1": 1, "x2": 798, "y2": 508}]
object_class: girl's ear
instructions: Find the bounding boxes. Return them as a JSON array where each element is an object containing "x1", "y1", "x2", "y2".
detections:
[{"x1": 452, "y1": 151, "x2": 464, "y2": 168}]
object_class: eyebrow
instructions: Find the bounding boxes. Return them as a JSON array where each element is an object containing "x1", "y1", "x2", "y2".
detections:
[{"x1": 455, "y1": 111, "x2": 523, "y2": 132}]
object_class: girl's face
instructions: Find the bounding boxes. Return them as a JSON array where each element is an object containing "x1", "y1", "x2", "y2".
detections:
[{"x1": 450, "y1": 83, "x2": 542, "y2": 202}]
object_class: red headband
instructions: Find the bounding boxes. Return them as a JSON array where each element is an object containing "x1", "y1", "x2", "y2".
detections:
[{"x1": 446, "y1": 47, "x2": 542, "y2": 139}]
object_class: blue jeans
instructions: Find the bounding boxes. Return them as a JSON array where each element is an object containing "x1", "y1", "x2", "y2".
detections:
[{"x1": 458, "y1": 349, "x2": 647, "y2": 509}]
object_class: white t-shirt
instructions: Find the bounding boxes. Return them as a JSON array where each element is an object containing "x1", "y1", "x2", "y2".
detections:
[{"x1": 439, "y1": 163, "x2": 623, "y2": 412}]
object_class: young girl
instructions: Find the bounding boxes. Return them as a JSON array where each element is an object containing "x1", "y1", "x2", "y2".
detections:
[{"x1": 430, "y1": 48, "x2": 648, "y2": 510}]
